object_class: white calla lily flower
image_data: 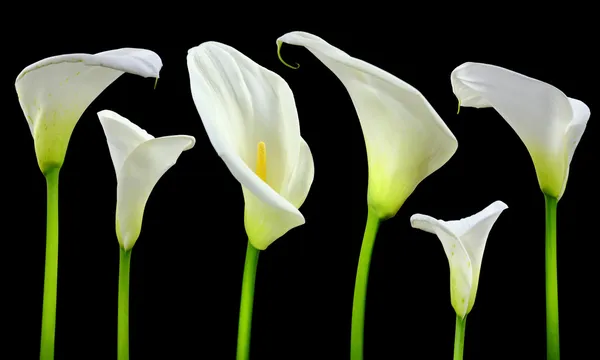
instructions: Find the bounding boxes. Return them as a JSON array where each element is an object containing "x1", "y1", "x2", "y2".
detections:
[
  {"x1": 187, "y1": 41, "x2": 314, "y2": 250},
  {"x1": 97, "y1": 110, "x2": 195, "y2": 250},
  {"x1": 276, "y1": 31, "x2": 458, "y2": 220},
  {"x1": 15, "y1": 48, "x2": 163, "y2": 174},
  {"x1": 451, "y1": 62, "x2": 591, "y2": 199},
  {"x1": 411, "y1": 201, "x2": 508, "y2": 318}
]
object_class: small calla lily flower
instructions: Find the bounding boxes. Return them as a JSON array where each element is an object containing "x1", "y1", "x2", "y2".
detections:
[
  {"x1": 15, "y1": 48, "x2": 163, "y2": 174},
  {"x1": 97, "y1": 110, "x2": 195, "y2": 250},
  {"x1": 410, "y1": 201, "x2": 508, "y2": 318},
  {"x1": 187, "y1": 41, "x2": 315, "y2": 250},
  {"x1": 451, "y1": 62, "x2": 591, "y2": 199},
  {"x1": 276, "y1": 31, "x2": 458, "y2": 220}
]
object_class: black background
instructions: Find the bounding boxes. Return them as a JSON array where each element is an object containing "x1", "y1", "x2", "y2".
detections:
[{"x1": 3, "y1": 20, "x2": 597, "y2": 360}]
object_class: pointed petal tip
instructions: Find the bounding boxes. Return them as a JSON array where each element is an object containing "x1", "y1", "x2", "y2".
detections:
[
  {"x1": 97, "y1": 109, "x2": 127, "y2": 125},
  {"x1": 296, "y1": 211, "x2": 307, "y2": 226},
  {"x1": 152, "y1": 135, "x2": 197, "y2": 152},
  {"x1": 489, "y1": 200, "x2": 509, "y2": 212},
  {"x1": 180, "y1": 135, "x2": 196, "y2": 151},
  {"x1": 97, "y1": 109, "x2": 155, "y2": 143},
  {"x1": 97, "y1": 109, "x2": 116, "y2": 118},
  {"x1": 410, "y1": 214, "x2": 438, "y2": 231},
  {"x1": 568, "y1": 97, "x2": 591, "y2": 122},
  {"x1": 451, "y1": 61, "x2": 483, "y2": 76}
]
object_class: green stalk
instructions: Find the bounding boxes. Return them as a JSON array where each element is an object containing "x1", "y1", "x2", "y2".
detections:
[
  {"x1": 40, "y1": 168, "x2": 60, "y2": 360},
  {"x1": 453, "y1": 315, "x2": 467, "y2": 360},
  {"x1": 118, "y1": 248, "x2": 132, "y2": 360},
  {"x1": 544, "y1": 194, "x2": 559, "y2": 360},
  {"x1": 236, "y1": 241, "x2": 260, "y2": 360},
  {"x1": 351, "y1": 207, "x2": 381, "y2": 360}
]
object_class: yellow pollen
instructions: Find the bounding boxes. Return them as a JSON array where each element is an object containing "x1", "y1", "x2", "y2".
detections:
[{"x1": 256, "y1": 141, "x2": 267, "y2": 182}]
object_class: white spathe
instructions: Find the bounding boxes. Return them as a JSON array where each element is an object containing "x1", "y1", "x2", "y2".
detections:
[
  {"x1": 276, "y1": 31, "x2": 458, "y2": 220},
  {"x1": 187, "y1": 41, "x2": 315, "y2": 250},
  {"x1": 98, "y1": 110, "x2": 195, "y2": 250},
  {"x1": 15, "y1": 48, "x2": 163, "y2": 174},
  {"x1": 411, "y1": 200, "x2": 508, "y2": 318},
  {"x1": 451, "y1": 62, "x2": 591, "y2": 199}
]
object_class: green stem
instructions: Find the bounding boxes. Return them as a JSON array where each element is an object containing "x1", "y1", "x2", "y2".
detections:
[
  {"x1": 40, "y1": 168, "x2": 60, "y2": 360},
  {"x1": 118, "y1": 248, "x2": 132, "y2": 360},
  {"x1": 544, "y1": 194, "x2": 559, "y2": 360},
  {"x1": 453, "y1": 315, "x2": 467, "y2": 360},
  {"x1": 351, "y1": 207, "x2": 381, "y2": 360},
  {"x1": 236, "y1": 241, "x2": 260, "y2": 360}
]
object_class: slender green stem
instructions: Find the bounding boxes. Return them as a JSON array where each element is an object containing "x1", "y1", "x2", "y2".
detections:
[
  {"x1": 40, "y1": 168, "x2": 60, "y2": 360},
  {"x1": 453, "y1": 315, "x2": 467, "y2": 360},
  {"x1": 351, "y1": 207, "x2": 381, "y2": 360},
  {"x1": 236, "y1": 241, "x2": 260, "y2": 360},
  {"x1": 118, "y1": 248, "x2": 132, "y2": 360},
  {"x1": 544, "y1": 194, "x2": 559, "y2": 360}
]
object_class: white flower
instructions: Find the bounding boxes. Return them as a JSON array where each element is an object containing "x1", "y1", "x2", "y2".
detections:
[
  {"x1": 187, "y1": 41, "x2": 314, "y2": 250},
  {"x1": 15, "y1": 48, "x2": 163, "y2": 174},
  {"x1": 276, "y1": 31, "x2": 458, "y2": 219},
  {"x1": 97, "y1": 110, "x2": 195, "y2": 250},
  {"x1": 451, "y1": 62, "x2": 591, "y2": 199},
  {"x1": 410, "y1": 201, "x2": 508, "y2": 318}
]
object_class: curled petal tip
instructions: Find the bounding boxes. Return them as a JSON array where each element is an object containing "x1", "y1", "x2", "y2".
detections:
[
  {"x1": 277, "y1": 40, "x2": 300, "y2": 69},
  {"x1": 409, "y1": 214, "x2": 434, "y2": 230},
  {"x1": 183, "y1": 135, "x2": 197, "y2": 150}
]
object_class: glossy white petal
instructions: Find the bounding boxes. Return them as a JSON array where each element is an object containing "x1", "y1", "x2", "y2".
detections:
[
  {"x1": 277, "y1": 31, "x2": 458, "y2": 219},
  {"x1": 280, "y1": 139, "x2": 315, "y2": 209},
  {"x1": 98, "y1": 111, "x2": 195, "y2": 250},
  {"x1": 451, "y1": 62, "x2": 591, "y2": 199},
  {"x1": 410, "y1": 201, "x2": 508, "y2": 318},
  {"x1": 187, "y1": 41, "x2": 314, "y2": 250},
  {"x1": 97, "y1": 110, "x2": 153, "y2": 178},
  {"x1": 15, "y1": 48, "x2": 162, "y2": 173}
]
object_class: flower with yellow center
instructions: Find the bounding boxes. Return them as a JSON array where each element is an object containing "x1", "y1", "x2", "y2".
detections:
[
  {"x1": 187, "y1": 41, "x2": 315, "y2": 360},
  {"x1": 187, "y1": 41, "x2": 314, "y2": 250}
]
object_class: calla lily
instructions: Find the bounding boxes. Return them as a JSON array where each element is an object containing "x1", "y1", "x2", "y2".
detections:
[
  {"x1": 451, "y1": 62, "x2": 589, "y2": 360},
  {"x1": 187, "y1": 41, "x2": 314, "y2": 360},
  {"x1": 187, "y1": 41, "x2": 315, "y2": 250},
  {"x1": 410, "y1": 200, "x2": 508, "y2": 318},
  {"x1": 15, "y1": 48, "x2": 163, "y2": 174},
  {"x1": 276, "y1": 32, "x2": 459, "y2": 360},
  {"x1": 276, "y1": 31, "x2": 458, "y2": 220},
  {"x1": 17, "y1": 48, "x2": 163, "y2": 360},
  {"x1": 97, "y1": 110, "x2": 195, "y2": 250},
  {"x1": 451, "y1": 62, "x2": 591, "y2": 199},
  {"x1": 97, "y1": 109, "x2": 194, "y2": 360}
]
